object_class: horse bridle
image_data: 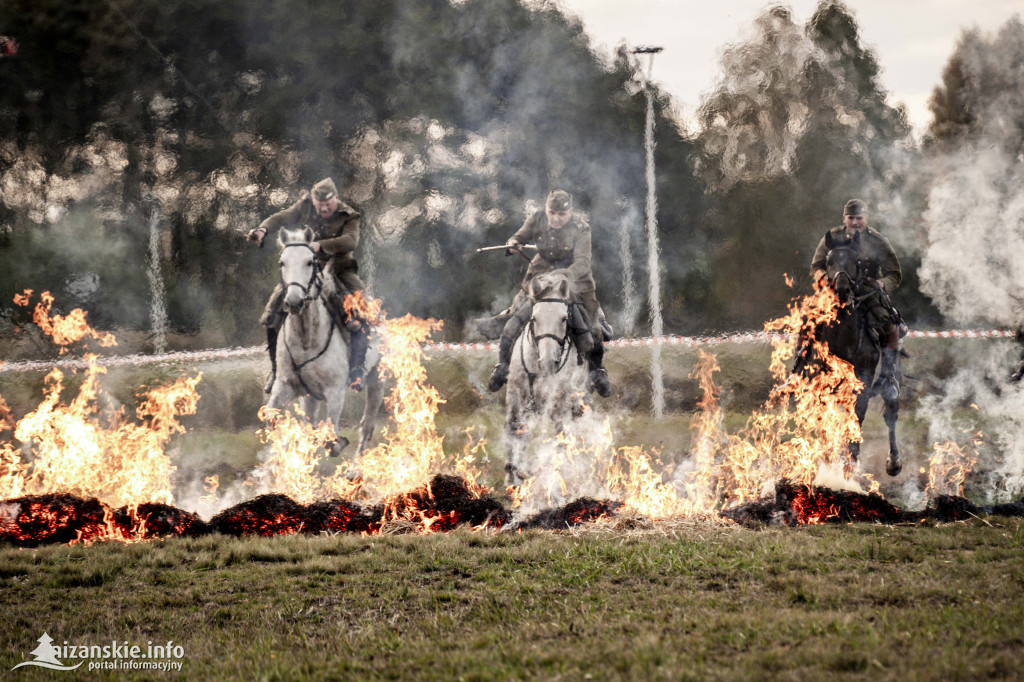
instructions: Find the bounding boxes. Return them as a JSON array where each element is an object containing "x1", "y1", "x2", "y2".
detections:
[
  {"x1": 280, "y1": 242, "x2": 324, "y2": 306},
  {"x1": 828, "y1": 246, "x2": 861, "y2": 306},
  {"x1": 521, "y1": 297, "x2": 573, "y2": 374}
]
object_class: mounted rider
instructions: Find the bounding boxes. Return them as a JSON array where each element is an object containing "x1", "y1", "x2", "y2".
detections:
[
  {"x1": 485, "y1": 189, "x2": 611, "y2": 398},
  {"x1": 247, "y1": 177, "x2": 371, "y2": 393},
  {"x1": 809, "y1": 198, "x2": 903, "y2": 400}
]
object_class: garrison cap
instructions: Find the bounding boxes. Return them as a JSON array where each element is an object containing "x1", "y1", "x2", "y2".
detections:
[
  {"x1": 844, "y1": 198, "x2": 867, "y2": 215},
  {"x1": 546, "y1": 190, "x2": 573, "y2": 211},
  {"x1": 312, "y1": 178, "x2": 338, "y2": 201}
]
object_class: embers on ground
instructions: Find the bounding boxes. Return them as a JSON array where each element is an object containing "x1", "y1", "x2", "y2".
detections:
[
  {"x1": 722, "y1": 480, "x2": 1024, "y2": 527},
  {"x1": 0, "y1": 494, "x2": 208, "y2": 548},
  {"x1": 1, "y1": 475, "x2": 627, "y2": 546}
]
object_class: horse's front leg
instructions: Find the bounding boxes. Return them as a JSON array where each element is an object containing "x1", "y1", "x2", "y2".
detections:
[
  {"x1": 504, "y1": 403, "x2": 530, "y2": 489},
  {"x1": 357, "y1": 367, "x2": 384, "y2": 454},
  {"x1": 323, "y1": 388, "x2": 349, "y2": 457},
  {"x1": 848, "y1": 375, "x2": 873, "y2": 464},
  {"x1": 267, "y1": 377, "x2": 297, "y2": 413},
  {"x1": 883, "y1": 394, "x2": 901, "y2": 476}
]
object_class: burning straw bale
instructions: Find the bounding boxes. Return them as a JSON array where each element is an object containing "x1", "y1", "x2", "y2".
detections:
[
  {"x1": 721, "y1": 480, "x2": 912, "y2": 527},
  {"x1": 210, "y1": 494, "x2": 310, "y2": 537},
  {"x1": 383, "y1": 474, "x2": 510, "y2": 532},
  {"x1": 721, "y1": 480, "x2": 1024, "y2": 527},
  {"x1": 515, "y1": 497, "x2": 623, "y2": 531},
  {"x1": 0, "y1": 494, "x2": 111, "y2": 547},
  {"x1": 114, "y1": 503, "x2": 209, "y2": 539},
  {"x1": 305, "y1": 499, "x2": 381, "y2": 534},
  {"x1": 926, "y1": 495, "x2": 980, "y2": 522}
]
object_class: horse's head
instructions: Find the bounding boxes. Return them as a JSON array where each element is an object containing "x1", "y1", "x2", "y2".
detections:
[
  {"x1": 526, "y1": 272, "x2": 573, "y2": 375},
  {"x1": 824, "y1": 232, "x2": 858, "y2": 303},
  {"x1": 278, "y1": 226, "x2": 321, "y2": 313}
]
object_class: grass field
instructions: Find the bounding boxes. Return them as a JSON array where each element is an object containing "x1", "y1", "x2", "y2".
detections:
[{"x1": 3, "y1": 519, "x2": 1023, "y2": 680}]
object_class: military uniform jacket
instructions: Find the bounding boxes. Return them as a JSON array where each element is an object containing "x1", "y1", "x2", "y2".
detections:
[
  {"x1": 809, "y1": 226, "x2": 901, "y2": 292},
  {"x1": 258, "y1": 192, "x2": 361, "y2": 276},
  {"x1": 511, "y1": 210, "x2": 596, "y2": 293}
]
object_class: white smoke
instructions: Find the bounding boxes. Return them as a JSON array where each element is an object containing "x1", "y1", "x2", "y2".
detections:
[
  {"x1": 914, "y1": 344, "x2": 1024, "y2": 502},
  {"x1": 918, "y1": 145, "x2": 1024, "y2": 326},
  {"x1": 908, "y1": 18, "x2": 1024, "y2": 502}
]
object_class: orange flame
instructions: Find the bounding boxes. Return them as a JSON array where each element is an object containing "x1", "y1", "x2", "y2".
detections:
[
  {"x1": 1, "y1": 295, "x2": 200, "y2": 521},
  {"x1": 559, "y1": 279, "x2": 874, "y2": 522},
  {"x1": 15, "y1": 290, "x2": 116, "y2": 353},
  {"x1": 343, "y1": 290, "x2": 385, "y2": 325},
  {"x1": 253, "y1": 312, "x2": 488, "y2": 526},
  {"x1": 926, "y1": 440, "x2": 977, "y2": 499}
]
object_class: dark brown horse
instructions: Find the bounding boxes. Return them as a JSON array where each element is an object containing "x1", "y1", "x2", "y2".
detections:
[{"x1": 802, "y1": 233, "x2": 902, "y2": 476}]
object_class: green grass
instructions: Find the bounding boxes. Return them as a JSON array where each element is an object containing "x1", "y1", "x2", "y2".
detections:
[{"x1": 2, "y1": 521, "x2": 1023, "y2": 680}]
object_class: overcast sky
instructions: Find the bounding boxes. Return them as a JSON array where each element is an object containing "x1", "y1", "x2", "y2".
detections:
[{"x1": 557, "y1": 0, "x2": 1022, "y2": 132}]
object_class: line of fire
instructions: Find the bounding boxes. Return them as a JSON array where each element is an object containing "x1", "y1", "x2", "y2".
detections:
[{"x1": 3, "y1": 281, "x2": 1022, "y2": 550}]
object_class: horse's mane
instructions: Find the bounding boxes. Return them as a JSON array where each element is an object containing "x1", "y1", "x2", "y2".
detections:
[{"x1": 529, "y1": 272, "x2": 574, "y2": 301}]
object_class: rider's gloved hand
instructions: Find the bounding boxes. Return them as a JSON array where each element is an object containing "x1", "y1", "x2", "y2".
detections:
[
  {"x1": 504, "y1": 239, "x2": 521, "y2": 257},
  {"x1": 247, "y1": 227, "x2": 267, "y2": 247}
]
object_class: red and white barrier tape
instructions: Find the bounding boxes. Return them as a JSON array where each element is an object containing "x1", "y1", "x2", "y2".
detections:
[{"x1": 0, "y1": 329, "x2": 1014, "y2": 374}]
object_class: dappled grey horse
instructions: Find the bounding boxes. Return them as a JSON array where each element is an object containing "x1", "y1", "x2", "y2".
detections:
[
  {"x1": 802, "y1": 235, "x2": 902, "y2": 476},
  {"x1": 266, "y1": 227, "x2": 384, "y2": 454},
  {"x1": 503, "y1": 272, "x2": 590, "y2": 487}
]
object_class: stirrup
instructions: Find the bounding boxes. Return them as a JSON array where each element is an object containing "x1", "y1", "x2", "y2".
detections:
[{"x1": 488, "y1": 363, "x2": 509, "y2": 392}]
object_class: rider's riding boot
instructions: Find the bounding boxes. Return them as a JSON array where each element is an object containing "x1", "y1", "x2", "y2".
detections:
[
  {"x1": 328, "y1": 290, "x2": 363, "y2": 333},
  {"x1": 1012, "y1": 362, "x2": 1024, "y2": 382},
  {"x1": 348, "y1": 325, "x2": 370, "y2": 392},
  {"x1": 488, "y1": 335, "x2": 515, "y2": 392},
  {"x1": 587, "y1": 342, "x2": 612, "y2": 398},
  {"x1": 264, "y1": 326, "x2": 279, "y2": 394},
  {"x1": 875, "y1": 325, "x2": 900, "y2": 401}
]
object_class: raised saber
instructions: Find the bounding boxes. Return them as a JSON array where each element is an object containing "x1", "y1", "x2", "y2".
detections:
[{"x1": 475, "y1": 244, "x2": 537, "y2": 253}]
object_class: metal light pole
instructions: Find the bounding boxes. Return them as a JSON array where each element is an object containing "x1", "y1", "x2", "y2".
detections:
[
  {"x1": 145, "y1": 195, "x2": 168, "y2": 355},
  {"x1": 633, "y1": 46, "x2": 665, "y2": 418}
]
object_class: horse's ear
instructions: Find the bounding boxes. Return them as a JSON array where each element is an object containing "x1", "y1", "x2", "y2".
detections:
[
  {"x1": 557, "y1": 278, "x2": 571, "y2": 300},
  {"x1": 277, "y1": 229, "x2": 287, "y2": 249},
  {"x1": 825, "y1": 232, "x2": 835, "y2": 250},
  {"x1": 303, "y1": 225, "x2": 315, "y2": 243}
]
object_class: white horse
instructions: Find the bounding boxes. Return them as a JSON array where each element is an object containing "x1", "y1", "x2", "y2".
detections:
[
  {"x1": 267, "y1": 226, "x2": 384, "y2": 454},
  {"x1": 503, "y1": 272, "x2": 590, "y2": 487}
]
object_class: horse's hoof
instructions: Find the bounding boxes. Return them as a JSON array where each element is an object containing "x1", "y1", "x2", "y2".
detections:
[
  {"x1": 504, "y1": 463, "x2": 530, "y2": 488},
  {"x1": 886, "y1": 453, "x2": 902, "y2": 477},
  {"x1": 589, "y1": 368, "x2": 611, "y2": 398},
  {"x1": 488, "y1": 363, "x2": 509, "y2": 392},
  {"x1": 329, "y1": 436, "x2": 350, "y2": 457}
]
